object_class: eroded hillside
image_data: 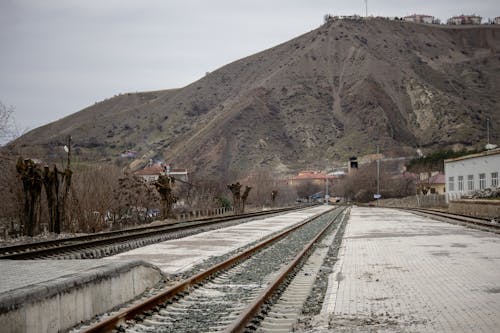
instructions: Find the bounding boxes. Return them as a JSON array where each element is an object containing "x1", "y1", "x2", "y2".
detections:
[{"x1": 9, "y1": 19, "x2": 500, "y2": 175}]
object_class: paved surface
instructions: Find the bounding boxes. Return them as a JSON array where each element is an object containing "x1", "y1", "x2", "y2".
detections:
[
  {"x1": 322, "y1": 207, "x2": 500, "y2": 332},
  {"x1": 0, "y1": 260, "x2": 133, "y2": 294},
  {"x1": 106, "y1": 205, "x2": 332, "y2": 274},
  {"x1": 0, "y1": 206, "x2": 329, "y2": 299}
]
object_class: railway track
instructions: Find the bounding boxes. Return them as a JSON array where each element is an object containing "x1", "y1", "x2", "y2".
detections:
[
  {"x1": 396, "y1": 207, "x2": 499, "y2": 231},
  {"x1": 79, "y1": 205, "x2": 348, "y2": 333},
  {"x1": 0, "y1": 206, "x2": 307, "y2": 260}
]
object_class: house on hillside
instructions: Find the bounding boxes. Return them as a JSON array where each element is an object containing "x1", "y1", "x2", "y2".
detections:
[
  {"x1": 403, "y1": 14, "x2": 434, "y2": 24},
  {"x1": 447, "y1": 14, "x2": 482, "y2": 25},
  {"x1": 134, "y1": 163, "x2": 189, "y2": 183},
  {"x1": 416, "y1": 172, "x2": 446, "y2": 195},
  {"x1": 288, "y1": 170, "x2": 338, "y2": 202},
  {"x1": 287, "y1": 171, "x2": 336, "y2": 187},
  {"x1": 444, "y1": 148, "x2": 500, "y2": 201},
  {"x1": 495, "y1": 17, "x2": 500, "y2": 25}
]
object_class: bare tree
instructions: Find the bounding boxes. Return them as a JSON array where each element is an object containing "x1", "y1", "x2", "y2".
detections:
[
  {"x1": 69, "y1": 164, "x2": 122, "y2": 233},
  {"x1": 114, "y1": 174, "x2": 160, "y2": 226},
  {"x1": 0, "y1": 101, "x2": 25, "y2": 144},
  {"x1": 334, "y1": 161, "x2": 416, "y2": 202},
  {"x1": 244, "y1": 169, "x2": 295, "y2": 207},
  {"x1": 0, "y1": 101, "x2": 15, "y2": 143},
  {"x1": 296, "y1": 180, "x2": 323, "y2": 201},
  {"x1": 182, "y1": 176, "x2": 226, "y2": 212}
]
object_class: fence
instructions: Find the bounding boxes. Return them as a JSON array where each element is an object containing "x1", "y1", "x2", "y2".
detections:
[
  {"x1": 176, "y1": 207, "x2": 233, "y2": 221},
  {"x1": 375, "y1": 194, "x2": 447, "y2": 208}
]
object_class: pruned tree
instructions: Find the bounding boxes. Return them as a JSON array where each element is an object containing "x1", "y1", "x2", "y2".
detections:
[
  {"x1": 241, "y1": 186, "x2": 252, "y2": 214},
  {"x1": 227, "y1": 182, "x2": 252, "y2": 214},
  {"x1": 227, "y1": 182, "x2": 242, "y2": 214},
  {"x1": 16, "y1": 158, "x2": 43, "y2": 236},
  {"x1": 15, "y1": 157, "x2": 73, "y2": 235},
  {"x1": 154, "y1": 175, "x2": 177, "y2": 219}
]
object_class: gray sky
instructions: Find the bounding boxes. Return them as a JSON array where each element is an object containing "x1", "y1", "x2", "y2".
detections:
[{"x1": 1, "y1": 0, "x2": 498, "y2": 134}]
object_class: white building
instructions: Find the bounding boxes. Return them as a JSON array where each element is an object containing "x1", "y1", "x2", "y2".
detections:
[
  {"x1": 403, "y1": 14, "x2": 434, "y2": 24},
  {"x1": 447, "y1": 14, "x2": 482, "y2": 25},
  {"x1": 444, "y1": 149, "x2": 500, "y2": 200}
]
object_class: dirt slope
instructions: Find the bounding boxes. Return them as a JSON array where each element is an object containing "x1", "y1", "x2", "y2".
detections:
[{"x1": 9, "y1": 19, "x2": 500, "y2": 175}]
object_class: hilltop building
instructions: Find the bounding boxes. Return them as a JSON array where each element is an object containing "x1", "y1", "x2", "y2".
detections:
[
  {"x1": 495, "y1": 17, "x2": 500, "y2": 24},
  {"x1": 403, "y1": 14, "x2": 434, "y2": 24},
  {"x1": 447, "y1": 14, "x2": 482, "y2": 25}
]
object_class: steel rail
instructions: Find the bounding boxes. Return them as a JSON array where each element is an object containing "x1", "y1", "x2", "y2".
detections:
[
  {"x1": 0, "y1": 206, "x2": 307, "y2": 259},
  {"x1": 81, "y1": 207, "x2": 338, "y2": 333},
  {"x1": 224, "y1": 207, "x2": 344, "y2": 333},
  {"x1": 394, "y1": 207, "x2": 499, "y2": 229}
]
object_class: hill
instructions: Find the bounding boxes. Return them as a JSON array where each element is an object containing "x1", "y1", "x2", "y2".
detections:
[{"x1": 9, "y1": 19, "x2": 500, "y2": 176}]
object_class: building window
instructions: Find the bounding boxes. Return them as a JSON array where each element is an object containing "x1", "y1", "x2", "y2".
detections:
[
  {"x1": 458, "y1": 176, "x2": 463, "y2": 191},
  {"x1": 448, "y1": 177, "x2": 454, "y2": 191},
  {"x1": 467, "y1": 175, "x2": 474, "y2": 191},
  {"x1": 492, "y1": 172, "x2": 499, "y2": 188},
  {"x1": 479, "y1": 173, "x2": 486, "y2": 190}
]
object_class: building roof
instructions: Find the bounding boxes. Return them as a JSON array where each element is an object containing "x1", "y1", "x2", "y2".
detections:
[
  {"x1": 134, "y1": 164, "x2": 188, "y2": 176},
  {"x1": 444, "y1": 148, "x2": 500, "y2": 164},
  {"x1": 428, "y1": 173, "x2": 445, "y2": 184},
  {"x1": 449, "y1": 14, "x2": 481, "y2": 19},
  {"x1": 393, "y1": 172, "x2": 419, "y2": 180},
  {"x1": 404, "y1": 14, "x2": 434, "y2": 18},
  {"x1": 289, "y1": 171, "x2": 336, "y2": 181}
]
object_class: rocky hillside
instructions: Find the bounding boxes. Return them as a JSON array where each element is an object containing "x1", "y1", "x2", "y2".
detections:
[{"x1": 9, "y1": 19, "x2": 500, "y2": 176}]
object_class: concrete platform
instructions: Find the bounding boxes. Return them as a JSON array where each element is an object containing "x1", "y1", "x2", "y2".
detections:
[
  {"x1": 0, "y1": 260, "x2": 162, "y2": 333},
  {"x1": 322, "y1": 207, "x2": 500, "y2": 332},
  {"x1": 106, "y1": 205, "x2": 333, "y2": 274},
  {"x1": 0, "y1": 206, "x2": 331, "y2": 332}
]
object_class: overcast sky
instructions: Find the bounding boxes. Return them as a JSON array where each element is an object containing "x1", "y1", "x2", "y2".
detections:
[{"x1": 1, "y1": 0, "x2": 498, "y2": 134}]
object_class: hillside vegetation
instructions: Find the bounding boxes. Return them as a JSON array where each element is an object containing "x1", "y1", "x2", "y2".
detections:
[{"x1": 9, "y1": 19, "x2": 500, "y2": 176}]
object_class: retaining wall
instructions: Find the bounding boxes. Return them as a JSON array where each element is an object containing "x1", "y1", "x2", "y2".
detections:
[{"x1": 448, "y1": 199, "x2": 500, "y2": 220}]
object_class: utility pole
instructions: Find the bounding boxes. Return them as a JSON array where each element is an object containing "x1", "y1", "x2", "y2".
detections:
[
  {"x1": 365, "y1": 0, "x2": 368, "y2": 17},
  {"x1": 66, "y1": 136, "x2": 71, "y2": 170},
  {"x1": 376, "y1": 145, "x2": 380, "y2": 206},
  {"x1": 487, "y1": 117, "x2": 490, "y2": 145},
  {"x1": 325, "y1": 176, "x2": 329, "y2": 205}
]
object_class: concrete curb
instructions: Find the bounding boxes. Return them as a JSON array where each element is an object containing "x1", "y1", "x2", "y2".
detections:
[
  {"x1": 0, "y1": 260, "x2": 161, "y2": 314},
  {"x1": 0, "y1": 260, "x2": 163, "y2": 333}
]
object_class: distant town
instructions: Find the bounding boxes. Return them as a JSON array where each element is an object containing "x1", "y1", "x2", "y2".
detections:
[{"x1": 324, "y1": 13, "x2": 500, "y2": 25}]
